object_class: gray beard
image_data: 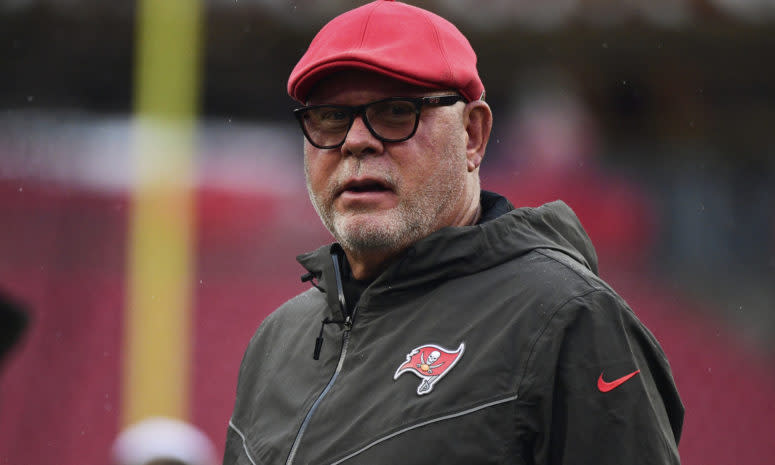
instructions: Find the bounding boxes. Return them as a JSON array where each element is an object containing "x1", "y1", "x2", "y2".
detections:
[
  {"x1": 307, "y1": 185, "x2": 435, "y2": 255},
  {"x1": 305, "y1": 162, "x2": 461, "y2": 256}
]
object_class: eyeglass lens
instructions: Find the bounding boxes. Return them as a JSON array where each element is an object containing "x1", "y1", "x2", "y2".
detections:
[{"x1": 301, "y1": 99, "x2": 419, "y2": 148}]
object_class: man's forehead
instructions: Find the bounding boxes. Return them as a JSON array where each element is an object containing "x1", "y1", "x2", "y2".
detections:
[{"x1": 306, "y1": 70, "x2": 447, "y2": 104}]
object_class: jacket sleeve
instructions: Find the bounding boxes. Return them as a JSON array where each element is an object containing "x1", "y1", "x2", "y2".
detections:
[
  {"x1": 223, "y1": 422, "x2": 247, "y2": 465},
  {"x1": 222, "y1": 317, "x2": 273, "y2": 465},
  {"x1": 529, "y1": 289, "x2": 684, "y2": 465}
]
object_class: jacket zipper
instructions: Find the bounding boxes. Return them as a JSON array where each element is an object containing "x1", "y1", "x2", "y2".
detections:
[
  {"x1": 286, "y1": 314, "x2": 353, "y2": 465},
  {"x1": 287, "y1": 251, "x2": 355, "y2": 465}
]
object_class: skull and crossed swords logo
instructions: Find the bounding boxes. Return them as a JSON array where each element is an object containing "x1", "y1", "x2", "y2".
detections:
[
  {"x1": 418, "y1": 350, "x2": 443, "y2": 374},
  {"x1": 393, "y1": 343, "x2": 465, "y2": 395}
]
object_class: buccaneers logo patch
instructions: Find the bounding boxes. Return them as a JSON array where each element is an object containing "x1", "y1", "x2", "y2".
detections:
[{"x1": 393, "y1": 343, "x2": 465, "y2": 395}]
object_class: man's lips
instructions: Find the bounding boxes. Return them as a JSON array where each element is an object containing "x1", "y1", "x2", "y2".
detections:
[
  {"x1": 336, "y1": 177, "x2": 394, "y2": 197},
  {"x1": 335, "y1": 177, "x2": 397, "y2": 208}
]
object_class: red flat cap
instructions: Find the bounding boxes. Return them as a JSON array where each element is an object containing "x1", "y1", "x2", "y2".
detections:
[{"x1": 287, "y1": 0, "x2": 485, "y2": 103}]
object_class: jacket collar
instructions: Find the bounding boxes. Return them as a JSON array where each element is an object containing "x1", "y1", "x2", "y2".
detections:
[{"x1": 296, "y1": 190, "x2": 598, "y2": 309}]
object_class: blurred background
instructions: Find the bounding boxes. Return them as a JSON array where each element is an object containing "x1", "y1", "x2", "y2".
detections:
[{"x1": 1, "y1": 0, "x2": 773, "y2": 463}]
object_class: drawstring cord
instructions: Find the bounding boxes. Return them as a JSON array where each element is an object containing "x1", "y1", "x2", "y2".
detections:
[
  {"x1": 301, "y1": 272, "x2": 325, "y2": 293},
  {"x1": 310, "y1": 250, "x2": 351, "y2": 360},
  {"x1": 313, "y1": 317, "x2": 345, "y2": 360}
]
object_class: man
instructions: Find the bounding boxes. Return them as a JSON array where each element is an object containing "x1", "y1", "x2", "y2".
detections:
[{"x1": 224, "y1": 1, "x2": 683, "y2": 464}]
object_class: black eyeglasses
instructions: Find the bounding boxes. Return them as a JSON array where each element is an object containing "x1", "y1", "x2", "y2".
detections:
[{"x1": 293, "y1": 95, "x2": 466, "y2": 149}]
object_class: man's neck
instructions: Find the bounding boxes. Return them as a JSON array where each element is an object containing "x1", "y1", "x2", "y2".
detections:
[
  {"x1": 344, "y1": 247, "x2": 400, "y2": 281},
  {"x1": 344, "y1": 194, "x2": 482, "y2": 281}
]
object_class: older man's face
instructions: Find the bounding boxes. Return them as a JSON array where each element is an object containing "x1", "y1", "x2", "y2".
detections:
[{"x1": 304, "y1": 70, "x2": 470, "y2": 256}]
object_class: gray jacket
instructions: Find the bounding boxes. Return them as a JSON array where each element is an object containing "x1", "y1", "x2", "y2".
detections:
[{"x1": 224, "y1": 191, "x2": 683, "y2": 465}]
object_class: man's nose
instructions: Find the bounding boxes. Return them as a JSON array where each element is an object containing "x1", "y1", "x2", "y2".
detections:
[{"x1": 341, "y1": 114, "x2": 381, "y2": 157}]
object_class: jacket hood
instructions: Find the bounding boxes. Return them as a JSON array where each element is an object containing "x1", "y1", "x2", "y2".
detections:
[{"x1": 297, "y1": 191, "x2": 598, "y2": 308}]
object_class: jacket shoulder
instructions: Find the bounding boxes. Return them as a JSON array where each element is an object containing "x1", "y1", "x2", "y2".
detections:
[
  {"x1": 244, "y1": 287, "x2": 325, "y2": 353},
  {"x1": 536, "y1": 248, "x2": 607, "y2": 290},
  {"x1": 268, "y1": 287, "x2": 326, "y2": 324},
  {"x1": 506, "y1": 247, "x2": 612, "y2": 309}
]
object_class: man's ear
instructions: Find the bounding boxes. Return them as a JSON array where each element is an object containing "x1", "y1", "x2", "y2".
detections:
[{"x1": 463, "y1": 100, "x2": 493, "y2": 172}]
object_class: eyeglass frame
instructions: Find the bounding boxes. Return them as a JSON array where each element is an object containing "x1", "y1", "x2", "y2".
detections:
[{"x1": 293, "y1": 95, "x2": 467, "y2": 149}]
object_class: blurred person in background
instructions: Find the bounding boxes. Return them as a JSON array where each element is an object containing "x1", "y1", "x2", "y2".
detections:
[
  {"x1": 111, "y1": 417, "x2": 217, "y2": 465},
  {"x1": 224, "y1": 1, "x2": 683, "y2": 464}
]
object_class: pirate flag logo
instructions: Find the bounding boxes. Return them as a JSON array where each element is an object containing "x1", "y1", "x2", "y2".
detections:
[{"x1": 393, "y1": 343, "x2": 465, "y2": 395}]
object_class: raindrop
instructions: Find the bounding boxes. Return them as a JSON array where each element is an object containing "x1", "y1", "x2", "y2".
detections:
[
  {"x1": 26, "y1": 95, "x2": 34, "y2": 102},
  {"x1": 601, "y1": 42, "x2": 608, "y2": 49},
  {"x1": 18, "y1": 186, "x2": 23, "y2": 192}
]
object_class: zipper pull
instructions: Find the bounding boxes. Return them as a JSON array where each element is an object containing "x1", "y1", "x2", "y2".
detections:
[{"x1": 312, "y1": 316, "x2": 350, "y2": 360}]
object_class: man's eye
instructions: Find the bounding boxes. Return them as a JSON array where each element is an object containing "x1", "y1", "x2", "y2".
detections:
[
  {"x1": 370, "y1": 102, "x2": 414, "y2": 122},
  {"x1": 320, "y1": 110, "x2": 348, "y2": 121},
  {"x1": 387, "y1": 103, "x2": 413, "y2": 115}
]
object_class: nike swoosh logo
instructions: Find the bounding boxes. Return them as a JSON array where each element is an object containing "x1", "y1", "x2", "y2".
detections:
[{"x1": 597, "y1": 370, "x2": 640, "y2": 392}]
